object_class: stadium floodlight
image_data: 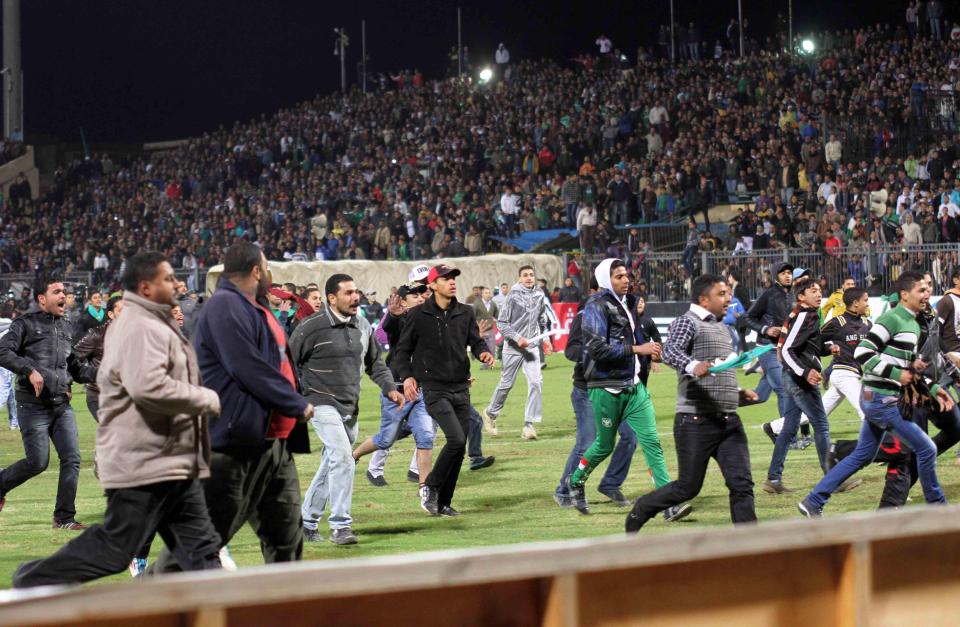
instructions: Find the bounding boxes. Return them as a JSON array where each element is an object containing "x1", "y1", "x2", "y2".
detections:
[
  {"x1": 801, "y1": 39, "x2": 815, "y2": 54},
  {"x1": 478, "y1": 67, "x2": 493, "y2": 83}
]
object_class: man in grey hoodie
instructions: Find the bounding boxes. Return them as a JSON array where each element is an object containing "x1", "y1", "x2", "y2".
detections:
[
  {"x1": 482, "y1": 265, "x2": 560, "y2": 440},
  {"x1": 289, "y1": 273, "x2": 403, "y2": 546}
]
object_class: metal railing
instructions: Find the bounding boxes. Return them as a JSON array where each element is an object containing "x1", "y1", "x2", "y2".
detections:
[
  {"x1": 579, "y1": 244, "x2": 960, "y2": 302},
  {"x1": 0, "y1": 268, "x2": 209, "y2": 298}
]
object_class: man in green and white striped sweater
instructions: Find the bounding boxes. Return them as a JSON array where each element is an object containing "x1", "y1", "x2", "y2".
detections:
[{"x1": 798, "y1": 271, "x2": 955, "y2": 517}]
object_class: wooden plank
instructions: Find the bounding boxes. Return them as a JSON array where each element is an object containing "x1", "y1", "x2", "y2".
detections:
[
  {"x1": 835, "y1": 542, "x2": 871, "y2": 627},
  {"x1": 222, "y1": 579, "x2": 543, "y2": 627},
  {"x1": 870, "y1": 531, "x2": 960, "y2": 627},
  {"x1": 541, "y1": 574, "x2": 578, "y2": 627},
  {"x1": 577, "y1": 547, "x2": 840, "y2": 627},
  {"x1": 184, "y1": 608, "x2": 226, "y2": 627},
  {"x1": 4, "y1": 506, "x2": 960, "y2": 626}
]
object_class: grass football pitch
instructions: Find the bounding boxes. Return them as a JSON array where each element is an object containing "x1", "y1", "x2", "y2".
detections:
[{"x1": 2, "y1": 356, "x2": 959, "y2": 589}]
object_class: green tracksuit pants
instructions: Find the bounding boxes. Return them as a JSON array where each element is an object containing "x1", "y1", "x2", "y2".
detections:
[{"x1": 569, "y1": 385, "x2": 670, "y2": 489}]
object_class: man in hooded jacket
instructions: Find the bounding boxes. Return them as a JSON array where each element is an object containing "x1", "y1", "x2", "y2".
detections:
[
  {"x1": 481, "y1": 265, "x2": 560, "y2": 440},
  {"x1": 565, "y1": 258, "x2": 690, "y2": 521}
]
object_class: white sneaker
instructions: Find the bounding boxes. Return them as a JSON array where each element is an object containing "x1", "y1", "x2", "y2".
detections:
[
  {"x1": 481, "y1": 408, "x2": 498, "y2": 436},
  {"x1": 521, "y1": 424, "x2": 537, "y2": 440},
  {"x1": 219, "y1": 545, "x2": 237, "y2": 571},
  {"x1": 128, "y1": 557, "x2": 147, "y2": 578}
]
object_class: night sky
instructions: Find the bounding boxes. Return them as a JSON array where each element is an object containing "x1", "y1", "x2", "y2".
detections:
[{"x1": 17, "y1": 0, "x2": 907, "y2": 144}]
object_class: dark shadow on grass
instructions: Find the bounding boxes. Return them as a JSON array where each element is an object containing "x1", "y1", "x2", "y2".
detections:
[
  {"x1": 363, "y1": 525, "x2": 427, "y2": 536},
  {"x1": 468, "y1": 491, "x2": 545, "y2": 508}
]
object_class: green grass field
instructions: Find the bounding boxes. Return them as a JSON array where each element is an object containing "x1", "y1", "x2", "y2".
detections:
[{"x1": 3, "y1": 356, "x2": 960, "y2": 589}]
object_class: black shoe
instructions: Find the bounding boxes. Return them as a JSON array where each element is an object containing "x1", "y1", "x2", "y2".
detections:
[
  {"x1": 439, "y1": 505, "x2": 461, "y2": 517},
  {"x1": 303, "y1": 527, "x2": 324, "y2": 542},
  {"x1": 554, "y1": 492, "x2": 574, "y2": 509},
  {"x1": 366, "y1": 470, "x2": 388, "y2": 487},
  {"x1": 469, "y1": 456, "x2": 495, "y2": 471},
  {"x1": 330, "y1": 527, "x2": 358, "y2": 545},
  {"x1": 419, "y1": 485, "x2": 439, "y2": 516},
  {"x1": 52, "y1": 519, "x2": 87, "y2": 531},
  {"x1": 826, "y1": 443, "x2": 838, "y2": 472},
  {"x1": 797, "y1": 498, "x2": 823, "y2": 518},
  {"x1": 565, "y1": 476, "x2": 589, "y2": 515},
  {"x1": 598, "y1": 488, "x2": 630, "y2": 507},
  {"x1": 625, "y1": 512, "x2": 647, "y2": 533},
  {"x1": 663, "y1": 503, "x2": 693, "y2": 522},
  {"x1": 407, "y1": 470, "x2": 420, "y2": 483},
  {"x1": 762, "y1": 422, "x2": 777, "y2": 444}
]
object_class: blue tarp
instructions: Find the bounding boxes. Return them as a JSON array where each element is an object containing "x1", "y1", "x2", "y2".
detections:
[{"x1": 489, "y1": 229, "x2": 577, "y2": 252}]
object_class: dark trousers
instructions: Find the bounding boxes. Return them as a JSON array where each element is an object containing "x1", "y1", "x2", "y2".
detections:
[
  {"x1": 148, "y1": 439, "x2": 303, "y2": 573},
  {"x1": 835, "y1": 403, "x2": 960, "y2": 508},
  {"x1": 630, "y1": 412, "x2": 756, "y2": 524},
  {"x1": 424, "y1": 388, "x2": 472, "y2": 508},
  {"x1": 395, "y1": 403, "x2": 484, "y2": 459},
  {"x1": 0, "y1": 401, "x2": 80, "y2": 522},
  {"x1": 12, "y1": 479, "x2": 221, "y2": 588},
  {"x1": 85, "y1": 390, "x2": 99, "y2": 423}
]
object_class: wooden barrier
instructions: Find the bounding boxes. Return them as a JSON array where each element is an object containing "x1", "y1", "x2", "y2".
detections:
[{"x1": 3, "y1": 505, "x2": 960, "y2": 626}]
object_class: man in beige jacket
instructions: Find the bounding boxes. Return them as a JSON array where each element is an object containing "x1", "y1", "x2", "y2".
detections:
[{"x1": 13, "y1": 252, "x2": 223, "y2": 588}]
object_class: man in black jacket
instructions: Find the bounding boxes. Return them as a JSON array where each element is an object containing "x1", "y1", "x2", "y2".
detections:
[
  {"x1": 393, "y1": 264, "x2": 494, "y2": 516},
  {"x1": 147, "y1": 242, "x2": 314, "y2": 573},
  {"x1": 0, "y1": 276, "x2": 95, "y2": 528},
  {"x1": 764, "y1": 278, "x2": 831, "y2": 494},
  {"x1": 746, "y1": 264, "x2": 802, "y2": 444}
]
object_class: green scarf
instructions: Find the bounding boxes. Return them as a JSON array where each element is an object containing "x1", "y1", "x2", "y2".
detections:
[{"x1": 87, "y1": 304, "x2": 105, "y2": 323}]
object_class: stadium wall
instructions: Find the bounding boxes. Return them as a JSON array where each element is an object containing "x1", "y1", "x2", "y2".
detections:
[{"x1": 204, "y1": 254, "x2": 566, "y2": 305}]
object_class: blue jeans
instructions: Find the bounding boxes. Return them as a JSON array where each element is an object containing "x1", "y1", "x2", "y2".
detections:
[
  {"x1": 565, "y1": 203, "x2": 578, "y2": 228},
  {"x1": 807, "y1": 391, "x2": 945, "y2": 509},
  {"x1": 725, "y1": 324, "x2": 739, "y2": 353},
  {"x1": 556, "y1": 386, "x2": 636, "y2": 497},
  {"x1": 767, "y1": 375, "x2": 830, "y2": 481},
  {"x1": 0, "y1": 368, "x2": 17, "y2": 427},
  {"x1": 753, "y1": 348, "x2": 786, "y2": 420},
  {"x1": 0, "y1": 401, "x2": 80, "y2": 522},
  {"x1": 682, "y1": 245, "x2": 697, "y2": 275},
  {"x1": 302, "y1": 405, "x2": 359, "y2": 531},
  {"x1": 372, "y1": 392, "x2": 434, "y2": 450}
]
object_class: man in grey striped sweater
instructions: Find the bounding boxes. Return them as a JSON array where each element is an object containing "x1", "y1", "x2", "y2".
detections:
[
  {"x1": 626, "y1": 274, "x2": 756, "y2": 532},
  {"x1": 799, "y1": 271, "x2": 955, "y2": 517}
]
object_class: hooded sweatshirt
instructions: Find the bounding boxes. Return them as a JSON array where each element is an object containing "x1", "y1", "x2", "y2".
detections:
[
  {"x1": 579, "y1": 259, "x2": 642, "y2": 389},
  {"x1": 936, "y1": 288, "x2": 960, "y2": 353},
  {"x1": 497, "y1": 280, "x2": 559, "y2": 352}
]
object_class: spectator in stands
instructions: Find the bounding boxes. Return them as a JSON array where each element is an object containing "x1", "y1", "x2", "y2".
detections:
[{"x1": 576, "y1": 203, "x2": 597, "y2": 253}]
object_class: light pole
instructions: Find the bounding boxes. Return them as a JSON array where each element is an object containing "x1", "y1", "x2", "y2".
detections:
[
  {"x1": 334, "y1": 27, "x2": 349, "y2": 92},
  {"x1": 669, "y1": 0, "x2": 675, "y2": 62},
  {"x1": 738, "y1": 0, "x2": 744, "y2": 57},
  {"x1": 3, "y1": 0, "x2": 22, "y2": 138},
  {"x1": 788, "y1": 0, "x2": 793, "y2": 53}
]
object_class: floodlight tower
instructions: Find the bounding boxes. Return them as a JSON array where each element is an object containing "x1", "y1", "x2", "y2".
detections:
[{"x1": 3, "y1": 0, "x2": 22, "y2": 139}]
